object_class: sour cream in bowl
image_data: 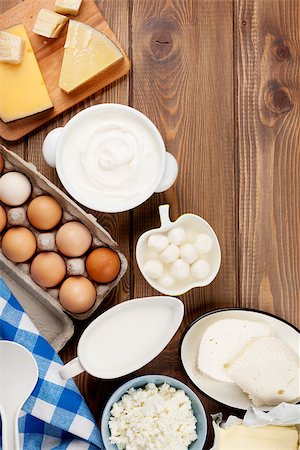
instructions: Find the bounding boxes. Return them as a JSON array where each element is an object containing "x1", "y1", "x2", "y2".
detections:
[{"x1": 43, "y1": 104, "x2": 178, "y2": 212}]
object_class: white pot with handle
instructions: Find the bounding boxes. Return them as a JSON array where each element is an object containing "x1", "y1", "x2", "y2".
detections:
[
  {"x1": 43, "y1": 104, "x2": 178, "y2": 213},
  {"x1": 59, "y1": 296, "x2": 184, "y2": 380}
]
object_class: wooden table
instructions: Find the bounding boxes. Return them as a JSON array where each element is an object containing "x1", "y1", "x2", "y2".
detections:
[{"x1": 1, "y1": 0, "x2": 299, "y2": 448}]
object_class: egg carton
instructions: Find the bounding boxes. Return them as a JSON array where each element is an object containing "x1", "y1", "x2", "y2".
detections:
[{"x1": 0, "y1": 145, "x2": 128, "y2": 351}]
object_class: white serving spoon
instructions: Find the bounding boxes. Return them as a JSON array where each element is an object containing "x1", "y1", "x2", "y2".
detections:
[
  {"x1": 0, "y1": 341, "x2": 38, "y2": 450},
  {"x1": 60, "y1": 296, "x2": 184, "y2": 380}
]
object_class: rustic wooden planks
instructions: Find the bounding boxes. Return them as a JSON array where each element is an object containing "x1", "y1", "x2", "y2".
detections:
[
  {"x1": 237, "y1": 0, "x2": 300, "y2": 324},
  {"x1": 0, "y1": 1, "x2": 299, "y2": 449}
]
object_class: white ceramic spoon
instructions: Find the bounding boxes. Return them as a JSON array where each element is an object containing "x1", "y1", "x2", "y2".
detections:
[
  {"x1": 0, "y1": 341, "x2": 38, "y2": 450},
  {"x1": 60, "y1": 296, "x2": 184, "y2": 380}
]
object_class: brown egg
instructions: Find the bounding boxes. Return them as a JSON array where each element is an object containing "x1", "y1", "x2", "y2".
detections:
[
  {"x1": 31, "y1": 252, "x2": 66, "y2": 288},
  {"x1": 0, "y1": 154, "x2": 4, "y2": 174},
  {"x1": 56, "y1": 221, "x2": 92, "y2": 257},
  {"x1": 0, "y1": 205, "x2": 7, "y2": 232},
  {"x1": 86, "y1": 247, "x2": 120, "y2": 283},
  {"x1": 2, "y1": 227, "x2": 36, "y2": 262},
  {"x1": 27, "y1": 195, "x2": 62, "y2": 230},
  {"x1": 59, "y1": 276, "x2": 96, "y2": 313}
]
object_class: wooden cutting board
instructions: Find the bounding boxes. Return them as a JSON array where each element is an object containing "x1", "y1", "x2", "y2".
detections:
[{"x1": 0, "y1": 0, "x2": 130, "y2": 141}]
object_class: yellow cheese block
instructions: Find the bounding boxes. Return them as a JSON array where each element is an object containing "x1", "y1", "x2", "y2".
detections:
[
  {"x1": 59, "y1": 20, "x2": 124, "y2": 93},
  {"x1": 213, "y1": 423, "x2": 299, "y2": 450},
  {"x1": 0, "y1": 24, "x2": 53, "y2": 123}
]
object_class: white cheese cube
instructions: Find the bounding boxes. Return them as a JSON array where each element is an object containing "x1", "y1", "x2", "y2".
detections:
[
  {"x1": 33, "y1": 9, "x2": 68, "y2": 38},
  {"x1": 0, "y1": 30, "x2": 24, "y2": 64},
  {"x1": 54, "y1": 0, "x2": 83, "y2": 16}
]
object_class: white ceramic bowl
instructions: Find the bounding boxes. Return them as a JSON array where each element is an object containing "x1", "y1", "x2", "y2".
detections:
[
  {"x1": 136, "y1": 204, "x2": 221, "y2": 295},
  {"x1": 180, "y1": 308, "x2": 300, "y2": 411},
  {"x1": 101, "y1": 375, "x2": 207, "y2": 450},
  {"x1": 42, "y1": 104, "x2": 178, "y2": 212}
]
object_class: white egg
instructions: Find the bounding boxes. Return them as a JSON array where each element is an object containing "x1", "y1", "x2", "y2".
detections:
[
  {"x1": 168, "y1": 226, "x2": 186, "y2": 246},
  {"x1": 180, "y1": 243, "x2": 198, "y2": 264},
  {"x1": 0, "y1": 172, "x2": 31, "y2": 206},
  {"x1": 170, "y1": 258, "x2": 190, "y2": 280},
  {"x1": 147, "y1": 233, "x2": 169, "y2": 253},
  {"x1": 160, "y1": 244, "x2": 180, "y2": 263},
  {"x1": 191, "y1": 259, "x2": 210, "y2": 279},
  {"x1": 143, "y1": 259, "x2": 164, "y2": 279},
  {"x1": 159, "y1": 273, "x2": 175, "y2": 288},
  {"x1": 195, "y1": 233, "x2": 213, "y2": 254}
]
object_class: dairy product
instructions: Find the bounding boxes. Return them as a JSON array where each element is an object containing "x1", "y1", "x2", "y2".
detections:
[
  {"x1": 148, "y1": 234, "x2": 169, "y2": 253},
  {"x1": 0, "y1": 30, "x2": 24, "y2": 64},
  {"x1": 109, "y1": 383, "x2": 197, "y2": 450},
  {"x1": 0, "y1": 24, "x2": 53, "y2": 122},
  {"x1": 59, "y1": 107, "x2": 163, "y2": 211},
  {"x1": 33, "y1": 9, "x2": 68, "y2": 38},
  {"x1": 197, "y1": 319, "x2": 274, "y2": 383},
  {"x1": 228, "y1": 336, "x2": 300, "y2": 406},
  {"x1": 212, "y1": 422, "x2": 299, "y2": 450},
  {"x1": 191, "y1": 259, "x2": 210, "y2": 279},
  {"x1": 143, "y1": 259, "x2": 164, "y2": 279},
  {"x1": 59, "y1": 21, "x2": 123, "y2": 93},
  {"x1": 54, "y1": 0, "x2": 82, "y2": 15},
  {"x1": 171, "y1": 258, "x2": 190, "y2": 279}
]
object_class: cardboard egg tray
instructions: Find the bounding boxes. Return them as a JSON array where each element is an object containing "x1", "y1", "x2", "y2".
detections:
[{"x1": 0, "y1": 145, "x2": 128, "y2": 351}]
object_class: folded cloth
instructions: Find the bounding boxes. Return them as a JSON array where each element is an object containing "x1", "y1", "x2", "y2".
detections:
[{"x1": 0, "y1": 278, "x2": 103, "y2": 450}]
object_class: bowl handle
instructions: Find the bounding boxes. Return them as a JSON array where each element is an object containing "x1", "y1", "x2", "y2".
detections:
[
  {"x1": 155, "y1": 152, "x2": 178, "y2": 193},
  {"x1": 59, "y1": 357, "x2": 85, "y2": 380},
  {"x1": 159, "y1": 204, "x2": 173, "y2": 228},
  {"x1": 42, "y1": 127, "x2": 63, "y2": 168}
]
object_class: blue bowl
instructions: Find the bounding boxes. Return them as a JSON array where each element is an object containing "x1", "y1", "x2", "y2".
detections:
[{"x1": 101, "y1": 374, "x2": 207, "y2": 450}]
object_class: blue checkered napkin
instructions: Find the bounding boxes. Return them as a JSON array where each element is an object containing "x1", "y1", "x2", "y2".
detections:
[{"x1": 0, "y1": 278, "x2": 104, "y2": 450}]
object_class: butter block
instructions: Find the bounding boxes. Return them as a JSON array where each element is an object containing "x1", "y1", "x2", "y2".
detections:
[
  {"x1": 0, "y1": 30, "x2": 24, "y2": 64},
  {"x1": 33, "y1": 9, "x2": 68, "y2": 38},
  {"x1": 0, "y1": 24, "x2": 53, "y2": 123},
  {"x1": 54, "y1": 0, "x2": 83, "y2": 16},
  {"x1": 59, "y1": 20, "x2": 124, "y2": 93},
  {"x1": 213, "y1": 423, "x2": 299, "y2": 450}
]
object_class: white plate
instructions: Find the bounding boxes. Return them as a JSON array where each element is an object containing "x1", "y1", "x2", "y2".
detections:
[{"x1": 180, "y1": 308, "x2": 300, "y2": 410}]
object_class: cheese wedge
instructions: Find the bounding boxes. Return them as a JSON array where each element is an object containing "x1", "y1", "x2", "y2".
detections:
[
  {"x1": 197, "y1": 319, "x2": 274, "y2": 383},
  {"x1": 213, "y1": 422, "x2": 299, "y2": 450},
  {"x1": 59, "y1": 20, "x2": 124, "y2": 93},
  {"x1": 33, "y1": 9, "x2": 68, "y2": 38},
  {"x1": 0, "y1": 30, "x2": 24, "y2": 64},
  {"x1": 0, "y1": 24, "x2": 53, "y2": 123},
  {"x1": 228, "y1": 337, "x2": 300, "y2": 406},
  {"x1": 54, "y1": 0, "x2": 83, "y2": 16}
]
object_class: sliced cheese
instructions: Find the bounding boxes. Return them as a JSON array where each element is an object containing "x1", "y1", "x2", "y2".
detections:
[
  {"x1": 0, "y1": 30, "x2": 24, "y2": 64},
  {"x1": 197, "y1": 319, "x2": 274, "y2": 383},
  {"x1": 59, "y1": 20, "x2": 124, "y2": 93},
  {"x1": 228, "y1": 336, "x2": 300, "y2": 407},
  {"x1": 54, "y1": 0, "x2": 83, "y2": 16},
  {"x1": 213, "y1": 422, "x2": 299, "y2": 450},
  {"x1": 33, "y1": 9, "x2": 68, "y2": 38},
  {"x1": 0, "y1": 24, "x2": 53, "y2": 123}
]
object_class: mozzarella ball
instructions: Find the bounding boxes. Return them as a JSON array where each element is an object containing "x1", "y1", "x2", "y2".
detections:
[
  {"x1": 143, "y1": 259, "x2": 164, "y2": 279},
  {"x1": 195, "y1": 233, "x2": 213, "y2": 254},
  {"x1": 160, "y1": 244, "x2": 180, "y2": 263},
  {"x1": 191, "y1": 259, "x2": 210, "y2": 279},
  {"x1": 147, "y1": 234, "x2": 169, "y2": 253},
  {"x1": 180, "y1": 243, "x2": 198, "y2": 264},
  {"x1": 167, "y1": 227, "x2": 186, "y2": 246},
  {"x1": 170, "y1": 258, "x2": 190, "y2": 280},
  {"x1": 159, "y1": 273, "x2": 175, "y2": 288}
]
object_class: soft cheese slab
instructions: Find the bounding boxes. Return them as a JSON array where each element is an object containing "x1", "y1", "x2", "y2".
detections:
[
  {"x1": 33, "y1": 9, "x2": 68, "y2": 39},
  {"x1": 228, "y1": 336, "x2": 300, "y2": 407},
  {"x1": 59, "y1": 21, "x2": 124, "y2": 93},
  {"x1": 197, "y1": 319, "x2": 274, "y2": 383},
  {"x1": 0, "y1": 24, "x2": 53, "y2": 123},
  {"x1": 0, "y1": 30, "x2": 24, "y2": 64},
  {"x1": 212, "y1": 423, "x2": 299, "y2": 450},
  {"x1": 55, "y1": 0, "x2": 82, "y2": 16}
]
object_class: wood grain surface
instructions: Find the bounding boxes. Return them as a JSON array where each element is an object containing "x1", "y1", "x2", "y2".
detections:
[{"x1": 0, "y1": 1, "x2": 299, "y2": 449}]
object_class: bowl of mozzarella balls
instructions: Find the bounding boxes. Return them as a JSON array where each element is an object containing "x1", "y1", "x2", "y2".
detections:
[{"x1": 136, "y1": 204, "x2": 221, "y2": 295}]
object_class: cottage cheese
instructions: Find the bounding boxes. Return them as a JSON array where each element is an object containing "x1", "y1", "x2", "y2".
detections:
[{"x1": 108, "y1": 383, "x2": 198, "y2": 450}]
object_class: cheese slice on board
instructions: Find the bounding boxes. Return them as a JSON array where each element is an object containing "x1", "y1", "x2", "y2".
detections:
[
  {"x1": 0, "y1": 24, "x2": 53, "y2": 123},
  {"x1": 59, "y1": 20, "x2": 124, "y2": 93},
  {"x1": 213, "y1": 423, "x2": 299, "y2": 450}
]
